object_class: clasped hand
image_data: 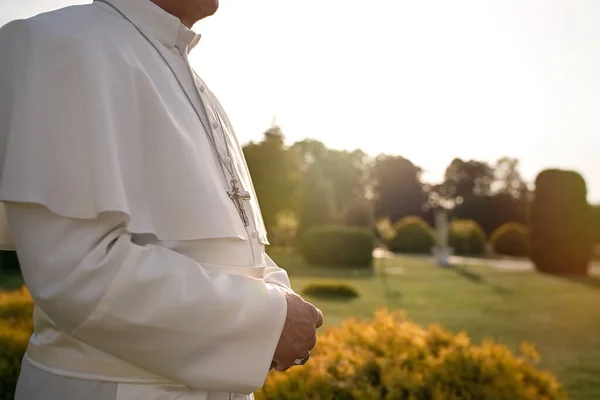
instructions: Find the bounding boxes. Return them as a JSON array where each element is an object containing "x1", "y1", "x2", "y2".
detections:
[{"x1": 270, "y1": 285, "x2": 323, "y2": 372}]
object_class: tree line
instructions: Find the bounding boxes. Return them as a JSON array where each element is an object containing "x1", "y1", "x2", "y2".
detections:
[{"x1": 243, "y1": 125, "x2": 600, "y2": 246}]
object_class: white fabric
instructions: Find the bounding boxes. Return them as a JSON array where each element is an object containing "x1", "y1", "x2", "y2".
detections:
[
  {"x1": 16, "y1": 357, "x2": 252, "y2": 400},
  {"x1": 7, "y1": 203, "x2": 287, "y2": 398},
  {"x1": 0, "y1": 0, "x2": 292, "y2": 398},
  {"x1": 0, "y1": 0, "x2": 269, "y2": 244}
]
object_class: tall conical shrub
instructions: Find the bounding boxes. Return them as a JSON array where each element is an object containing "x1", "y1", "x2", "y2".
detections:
[{"x1": 530, "y1": 169, "x2": 592, "y2": 275}]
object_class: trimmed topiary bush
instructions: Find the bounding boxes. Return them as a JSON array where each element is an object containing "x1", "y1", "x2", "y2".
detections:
[
  {"x1": 388, "y1": 216, "x2": 435, "y2": 254},
  {"x1": 449, "y1": 219, "x2": 487, "y2": 256},
  {"x1": 591, "y1": 205, "x2": 600, "y2": 245},
  {"x1": 256, "y1": 309, "x2": 568, "y2": 400},
  {"x1": 301, "y1": 225, "x2": 374, "y2": 268},
  {"x1": 491, "y1": 222, "x2": 530, "y2": 257},
  {"x1": 530, "y1": 169, "x2": 592, "y2": 275},
  {"x1": 302, "y1": 281, "x2": 359, "y2": 300}
]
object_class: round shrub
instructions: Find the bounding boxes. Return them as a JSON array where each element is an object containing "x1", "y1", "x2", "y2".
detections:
[
  {"x1": 301, "y1": 225, "x2": 374, "y2": 268},
  {"x1": 449, "y1": 219, "x2": 487, "y2": 256},
  {"x1": 491, "y1": 223, "x2": 530, "y2": 257},
  {"x1": 530, "y1": 169, "x2": 592, "y2": 275},
  {"x1": 302, "y1": 281, "x2": 359, "y2": 300},
  {"x1": 256, "y1": 309, "x2": 567, "y2": 400},
  {"x1": 388, "y1": 216, "x2": 435, "y2": 254}
]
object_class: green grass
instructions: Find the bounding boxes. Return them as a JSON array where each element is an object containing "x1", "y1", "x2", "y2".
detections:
[
  {"x1": 269, "y1": 250, "x2": 600, "y2": 400},
  {"x1": 0, "y1": 270, "x2": 23, "y2": 291}
]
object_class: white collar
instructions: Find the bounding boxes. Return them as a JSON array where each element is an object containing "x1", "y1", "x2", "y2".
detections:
[{"x1": 94, "y1": 0, "x2": 201, "y2": 53}]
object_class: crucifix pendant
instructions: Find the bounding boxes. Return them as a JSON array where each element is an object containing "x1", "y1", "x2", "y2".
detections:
[{"x1": 227, "y1": 178, "x2": 251, "y2": 227}]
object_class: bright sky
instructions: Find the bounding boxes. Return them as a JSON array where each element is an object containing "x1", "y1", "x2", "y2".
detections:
[{"x1": 2, "y1": 0, "x2": 599, "y2": 202}]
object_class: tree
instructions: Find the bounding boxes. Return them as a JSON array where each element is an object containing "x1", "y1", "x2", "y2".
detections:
[
  {"x1": 343, "y1": 197, "x2": 375, "y2": 228},
  {"x1": 371, "y1": 155, "x2": 429, "y2": 223},
  {"x1": 290, "y1": 140, "x2": 370, "y2": 215},
  {"x1": 436, "y1": 158, "x2": 495, "y2": 204},
  {"x1": 296, "y1": 167, "x2": 339, "y2": 236},
  {"x1": 243, "y1": 124, "x2": 300, "y2": 235},
  {"x1": 324, "y1": 149, "x2": 371, "y2": 214},
  {"x1": 493, "y1": 157, "x2": 528, "y2": 199},
  {"x1": 433, "y1": 157, "x2": 527, "y2": 235},
  {"x1": 451, "y1": 193, "x2": 528, "y2": 235}
]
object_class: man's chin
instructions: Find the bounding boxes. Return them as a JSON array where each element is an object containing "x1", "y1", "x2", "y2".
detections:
[{"x1": 205, "y1": 1, "x2": 219, "y2": 17}]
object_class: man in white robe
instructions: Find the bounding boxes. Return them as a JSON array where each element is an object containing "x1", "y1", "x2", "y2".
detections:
[{"x1": 0, "y1": 0, "x2": 324, "y2": 399}]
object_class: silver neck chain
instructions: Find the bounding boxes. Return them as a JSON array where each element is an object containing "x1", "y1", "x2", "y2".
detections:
[{"x1": 95, "y1": 0, "x2": 236, "y2": 179}]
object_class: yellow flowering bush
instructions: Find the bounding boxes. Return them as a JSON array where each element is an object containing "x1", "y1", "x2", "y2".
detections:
[
  {"x1": 256, "y1": 309, "x2": 568, "y2": 400},
  {"x1": 0, "y1": 287, "x2": 32, "y2": 400},
  {"x1": 0, "y1": 289, "x2": 568, "y2": 400}
]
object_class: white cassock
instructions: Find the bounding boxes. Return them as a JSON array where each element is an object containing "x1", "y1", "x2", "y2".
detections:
[{"x1": 0, "y1": 0, "x2": 291, "y2": 399}]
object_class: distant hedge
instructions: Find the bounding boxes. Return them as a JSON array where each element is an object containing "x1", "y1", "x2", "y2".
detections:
[
  {"x1": 388, "y1": 216, "x2": 435, "y2": 254},
  {"x1": 302, "y1": 281, "x2": 360, "y2": 300},
  {"x1": 300, "y1": 225, "x2": 374, "y2": 267},
  {"x1": 449, "y1": 219, "x2": 487, "y2": 256},
  {"x1": 530, "y1": 169, "x2": 592, "y2": 275},
  {"x1": 491, "y1": 223, "x2": 530, "y2": 257}
]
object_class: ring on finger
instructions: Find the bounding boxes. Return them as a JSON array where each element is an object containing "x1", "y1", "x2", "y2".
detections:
[{"x1": 294, "y1": 351, "x2": 310, "y2": 365}]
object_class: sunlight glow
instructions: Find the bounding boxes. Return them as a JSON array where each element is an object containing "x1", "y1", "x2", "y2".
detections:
[{"x1": 2, "y1": 0, "x2": 599, "y2": 200}]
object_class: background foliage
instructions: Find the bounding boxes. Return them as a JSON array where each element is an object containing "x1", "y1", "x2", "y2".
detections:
[
  {"x1": 242, "y1": 125, "x2": 599, "y2": 277},
  {"x1": 243, "y1": 125, "x2": 599, "y2": 254},
  {"x1": 301, "y1": 226, "x2": 374, "y2": 268}
]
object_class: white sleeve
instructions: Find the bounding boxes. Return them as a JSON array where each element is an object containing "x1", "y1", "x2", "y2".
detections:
[
  {"x1": 5, "y1": 202, "x2": 287, "y2": 394},
  {"x1": 262, "y1": 253, "x2": 291, "y2": 289}
]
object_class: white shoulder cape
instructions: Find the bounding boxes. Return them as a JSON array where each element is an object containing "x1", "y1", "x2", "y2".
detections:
[{"x1": 0, "y1": 15, "x2": 266, "y2": 248}]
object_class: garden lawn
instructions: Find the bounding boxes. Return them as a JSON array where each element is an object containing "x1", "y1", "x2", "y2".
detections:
[
  {"x1": 268, "y1": 250, "x2": 600, "y2": 400},
  {"x1": 0, "y1": 272, "x2": 23, "y2": 292}
]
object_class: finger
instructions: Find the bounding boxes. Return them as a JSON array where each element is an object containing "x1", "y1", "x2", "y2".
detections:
[
  {"x1": 314, "y1": 308, "x2": 324, "y2": 328},
  {"x1": 275, "y1": 361, "x2": 294, "y2": 372},
  {"x1": 307, "y1": 334, "x2": 317, "y2": 351}
]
